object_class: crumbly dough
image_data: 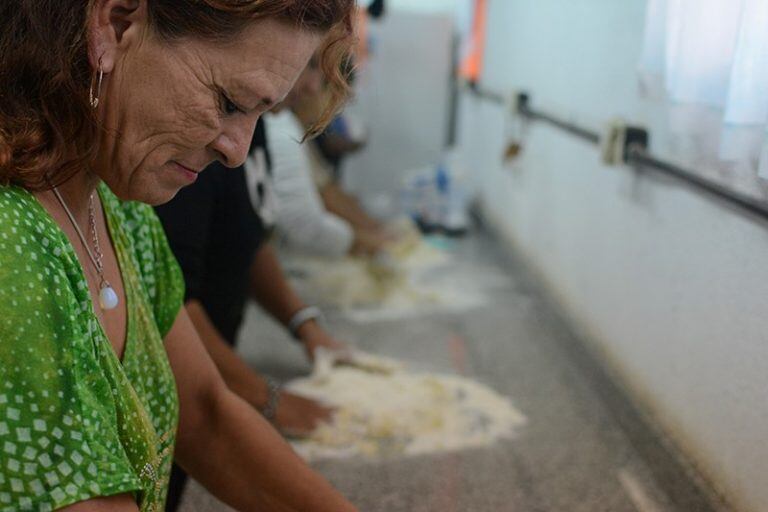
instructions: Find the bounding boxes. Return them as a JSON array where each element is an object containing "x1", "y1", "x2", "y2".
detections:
[
  {"x1": 285, "y1": 220, "x2": 451, "y2": 306},
  {"x1": 283, "y1": 219, "x2": 511, "y2": 323},
  {"x1": 287, "y1": 350, "x2": 527, "y2": 460}
]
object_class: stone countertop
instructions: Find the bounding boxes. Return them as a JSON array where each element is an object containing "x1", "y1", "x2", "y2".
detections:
[{"x1": 179, "y1": 232, "x2": 723, "y2": 512}]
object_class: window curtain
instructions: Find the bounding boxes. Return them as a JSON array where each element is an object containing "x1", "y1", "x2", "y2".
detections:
[
  {"x1": 639, "y1": 0, "x2": 768, "y2": 179},
  {"x1": 459, "y1": 0, "x2": 488, "y2": 83}
]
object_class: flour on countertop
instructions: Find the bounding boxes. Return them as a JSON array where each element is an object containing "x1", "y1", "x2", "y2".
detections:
[
  {"x1": 287, "y1": 350, "x2": 527, "y2": 460},
  {"x1": 284, "y1": 230, "x2": 510, "y2": 322}
]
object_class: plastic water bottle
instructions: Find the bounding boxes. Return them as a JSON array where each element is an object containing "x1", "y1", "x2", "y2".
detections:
[
  {"x1": 435, "y1": 161, "x2": 469, "y2": 237},
  {"x1": 435, "y1": 161, "x2": 450, "y2": 226}
]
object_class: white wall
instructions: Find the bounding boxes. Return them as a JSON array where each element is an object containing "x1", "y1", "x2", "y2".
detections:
[
  {"x1": 342, "y1": 11, "x2": 454, "y2": 199},
  {"x1": 387, "y1": 0, "x2": 460, "y2": 14},
  {"x1": 457, "y1": 1, "x2": 768, "y2": 511}
]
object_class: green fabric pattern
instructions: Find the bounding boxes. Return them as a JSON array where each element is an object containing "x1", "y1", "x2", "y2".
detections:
[{"x1": 0, "y1": 183, "x2": 184, "y2": 511}]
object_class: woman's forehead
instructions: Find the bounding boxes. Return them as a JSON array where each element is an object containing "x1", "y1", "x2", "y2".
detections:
[
  {"x1": 204, "y1": 23, "x2": 317, "y2": 73},
  {"x1": 206, "y1": 22, "x2": 321, "y2": 99}
]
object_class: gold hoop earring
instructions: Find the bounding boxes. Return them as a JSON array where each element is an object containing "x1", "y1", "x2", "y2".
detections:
[{"x1": 89, "y1": 59, "x2": 104, "y2": 109}]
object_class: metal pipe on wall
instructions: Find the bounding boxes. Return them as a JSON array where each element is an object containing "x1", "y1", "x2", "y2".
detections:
[{"x1": 465, "y1": 84, "x2": 768, "y2": 223}]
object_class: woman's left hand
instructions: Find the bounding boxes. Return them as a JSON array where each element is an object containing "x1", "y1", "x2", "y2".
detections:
[{"x1": 296, "y1": 320, "x2": 348, "y2": 361}]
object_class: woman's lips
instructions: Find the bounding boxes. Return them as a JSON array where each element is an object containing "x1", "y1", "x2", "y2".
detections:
[{"x1": 171, "y1": 161, "x2": 200, "y2": 183}]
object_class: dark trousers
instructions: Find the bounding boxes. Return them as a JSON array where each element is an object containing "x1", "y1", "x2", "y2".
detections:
[{"x1": 165, "y1": 463, "x2": 188, "y2": 512}]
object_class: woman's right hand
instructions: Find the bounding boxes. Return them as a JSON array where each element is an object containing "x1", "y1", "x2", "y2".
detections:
[
  {"x1": 275, "y1": 392, "x2": 333, "y2": 438},
  {"x1": 350, "y1": 228, "x2": 388, "y2": 256}
]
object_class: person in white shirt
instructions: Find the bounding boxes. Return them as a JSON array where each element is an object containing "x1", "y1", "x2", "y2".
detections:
[
  {"x1": 268, "y1": 109, "x2": 356, "y2": 257},
  {"x1": 263, "y1": 58, "x2": 387, "y2": 258}
]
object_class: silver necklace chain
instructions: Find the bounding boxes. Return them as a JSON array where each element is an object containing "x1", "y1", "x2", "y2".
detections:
[
  {"x1": 88, "y1": 194, "x2": 105, "y2": 277},
  {"x1": 51, "y1": 186, "x2": 110, "y2": 291}
]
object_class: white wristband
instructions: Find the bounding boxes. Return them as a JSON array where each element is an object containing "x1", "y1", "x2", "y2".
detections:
[{"x1": 288, "y1": 306, "x2": 323, "y2": 340}]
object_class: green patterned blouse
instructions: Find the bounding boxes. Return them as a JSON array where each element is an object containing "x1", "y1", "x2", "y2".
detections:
[{"x1": 0, "y1": 183, "x2": 185, "y2": 511}]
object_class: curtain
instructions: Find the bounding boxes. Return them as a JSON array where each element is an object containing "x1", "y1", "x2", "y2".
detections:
[
  {"x1": 459, "y1": 0, "x2": 487, "y2": 83},
  {"x1": 639, "y1": 0, "x2": 768, "y2": 179}
]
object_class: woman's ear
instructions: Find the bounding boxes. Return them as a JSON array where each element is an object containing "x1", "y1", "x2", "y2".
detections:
[{"x1": 88, "y1": 0, "x2": 148, "y2": 73}]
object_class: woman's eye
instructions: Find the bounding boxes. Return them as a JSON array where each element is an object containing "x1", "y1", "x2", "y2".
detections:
[{"x1": 221, "y1": 94, "x2": 241, "y2": 115}]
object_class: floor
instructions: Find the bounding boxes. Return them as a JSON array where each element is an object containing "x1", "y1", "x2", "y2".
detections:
[{"x1": 178, "y1": 231, "x2": 726, "y2": 512}]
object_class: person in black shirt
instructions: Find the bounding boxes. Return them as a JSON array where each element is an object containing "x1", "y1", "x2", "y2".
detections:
[{"x1": 156, "y1": 119, "x2": 347, "y2": 511}]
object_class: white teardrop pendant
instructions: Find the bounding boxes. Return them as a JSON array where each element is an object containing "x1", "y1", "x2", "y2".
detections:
[{"x1": 99, "y1": 284, "x2": 119, "y2": 310}]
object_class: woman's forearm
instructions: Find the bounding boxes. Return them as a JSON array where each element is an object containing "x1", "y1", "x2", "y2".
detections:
[
  {"x1": 185, "y1": 299, "x2": 270, "y2": 409},
  {"x1": 247, "y1": 245, "x2": 345, "y2": 359},
  {"x1": 176, "y1": 387, "x2": 357, "y2": 512},
  {"x1": 248, "y1": 244, "x2": 306, "y2": 326},
  {"x1": 320, "y1": 185, "x2": 381, "y2": 231}
]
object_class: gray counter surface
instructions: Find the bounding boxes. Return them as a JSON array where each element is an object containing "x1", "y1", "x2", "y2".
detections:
[{"x1": 179, "y1": 232, "x2": 724, "y2": 512}]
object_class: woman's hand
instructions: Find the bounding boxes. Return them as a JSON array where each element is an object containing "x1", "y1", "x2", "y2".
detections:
[
  {"x1": 350, "y1": 228, "x2": 388, "y2": 256},
  {"x1": 295, "y1": 319, "x2": 348, "y2": 361},
  {"x1": 276, "y1": 391, "x2": 333, "y2": 438},
  {"x1": 186, "y1": 300, "x2": 332, "y2": 437}
]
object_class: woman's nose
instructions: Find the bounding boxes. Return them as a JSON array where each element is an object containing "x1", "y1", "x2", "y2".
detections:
[{"x1": 209, "y1": 115, "x2": 260, "y2": 168}]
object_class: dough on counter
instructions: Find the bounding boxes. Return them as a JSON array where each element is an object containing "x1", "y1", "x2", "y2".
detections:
[
  {"x1": 287, "y1": 350, "x2": 527, "y2": 460},
  {"x1": 282, "y1": 218, "x2": 509, "y2": 321},
  {"x1": 306, "y1": 257, "x2": 439, "y2": 308},
  {"x1": 312, "y1": 219, "x2": 448, "y2": 308}
]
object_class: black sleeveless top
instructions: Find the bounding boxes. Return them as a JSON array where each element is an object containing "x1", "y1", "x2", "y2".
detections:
[{"x1": 156, "y1": 120, "x2": 271, "y2": 344}]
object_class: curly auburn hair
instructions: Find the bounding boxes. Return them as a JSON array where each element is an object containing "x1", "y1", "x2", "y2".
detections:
[{"x1": 0, "y1": 0, "x2": 355, "y2": 190}]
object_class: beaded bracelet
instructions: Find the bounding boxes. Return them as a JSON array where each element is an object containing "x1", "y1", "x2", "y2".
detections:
[{"x1": 261, "y1": 377, "x2": 281, "y2": 422}]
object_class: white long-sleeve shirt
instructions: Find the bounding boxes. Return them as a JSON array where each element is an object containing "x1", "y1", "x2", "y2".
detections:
[{"x1": 264, "y1": 110, "x2": 354, "y2": 258}]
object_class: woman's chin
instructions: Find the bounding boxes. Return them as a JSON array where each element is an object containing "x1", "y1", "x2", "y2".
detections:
[
  {"x1": 112, "y1": 161, "x2": 204, "y2": 204},
  {"x1": 107, "y1": 180, "x2": 182, "y2": 206},
  {"x1": 140, "y1": 186, "x2": 183, "y2": 206}
]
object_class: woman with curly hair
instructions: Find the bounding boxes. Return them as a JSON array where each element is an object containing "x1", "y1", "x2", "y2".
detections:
[{"x1": 0, "y1": 1, "x2": 357, "y2": 510}]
